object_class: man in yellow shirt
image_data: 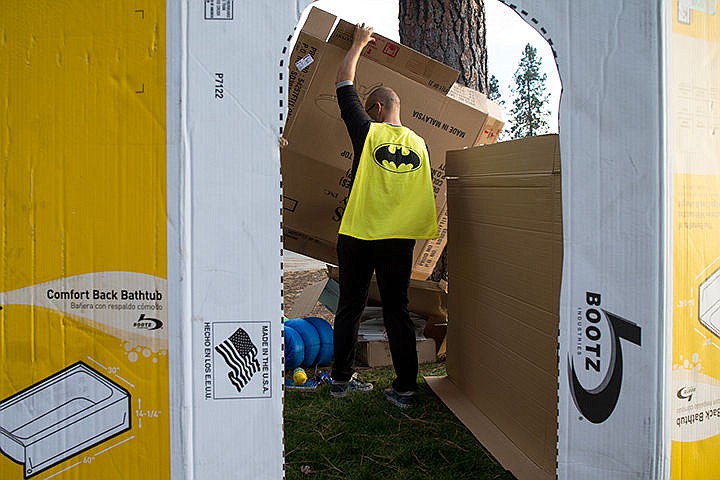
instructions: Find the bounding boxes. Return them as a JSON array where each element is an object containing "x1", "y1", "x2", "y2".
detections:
[{"x1": 329, "y1": 23, "x2": 438, "y2": 409}]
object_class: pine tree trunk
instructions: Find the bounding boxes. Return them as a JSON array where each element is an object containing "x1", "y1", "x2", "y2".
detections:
[
  {"x1": 398, "y1": 0, "x2": 488, "y2": 93},
  {"x1": 399, "y1": 0, "x2": 488, "y2": 280}
]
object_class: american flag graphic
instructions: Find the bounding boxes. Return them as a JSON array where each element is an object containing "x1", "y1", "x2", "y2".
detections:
[{"x1": 215, "y1": 327, "x2": 261, "y2": 392}]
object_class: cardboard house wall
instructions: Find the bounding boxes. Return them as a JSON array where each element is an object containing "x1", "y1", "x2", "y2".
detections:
[
  {"x1": 193, "y1": 1, "x2": 719, "y2": 478},
  {"x1": 2, "y1": 1, "x2": 718, "y2": 479},
  {"x1": 1, "y1": 1, "x2": 295, "y2": 479},
  {"x1": 166, "y1": 3, "x2": 290, "y2": 478},
  {"x1": 493, "y1": 2, "x2": 719, "y2": 479}
]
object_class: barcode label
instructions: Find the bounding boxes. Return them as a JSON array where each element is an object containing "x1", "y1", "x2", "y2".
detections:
[
  {"x1": 204, "y1": 0, "x2": 233, "y2": 20},
  {"x1": 295, "y1": 54, "x2": 314, "y2": 71}
]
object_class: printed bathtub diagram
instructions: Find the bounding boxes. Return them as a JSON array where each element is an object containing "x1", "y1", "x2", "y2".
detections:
[
  {"x1": 677, "y1": 0, "x2": 717, "y2": 25},
  {"x1": 0, "y1": 362, "x2": 131, "y2": 478},
  {"x1": 699, "y1": 267, "x2": 720, "y2": 338}
]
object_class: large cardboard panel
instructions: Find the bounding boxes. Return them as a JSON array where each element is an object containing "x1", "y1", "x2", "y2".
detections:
[
  {"x1": 508, "y1": 3, "x2": 668, "y2": 477},
  {"x1": 282, "y1": 7, "x2": 504, "y2": 279},
  {"x1": 425, "y1": 375, "x2": 550, "y2": 480},
  {"x1": 428, "y1": 134, "x2": 561, "y2": 480},
  {"x1": 327, "y1": 18, "x2": 459, "y2": 93},
  {"x1": 166, "y1": 1, "x2": 718, "y2": 478},
  {"x1": 8, "y1": 1, "x2": 716, "y2": 478}
]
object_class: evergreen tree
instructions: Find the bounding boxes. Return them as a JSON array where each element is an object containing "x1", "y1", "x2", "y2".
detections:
[
  {"x1": 488, "y1": 74, "x2": 509, "y2": 141},
  {"x1": 488, "y1": 74, "x2": 503, "y2": 105},
  {"x1": 509, "y1": 43, "x2": 549, "y2": 138}
]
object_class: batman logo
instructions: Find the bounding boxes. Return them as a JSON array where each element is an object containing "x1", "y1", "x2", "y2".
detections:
[{"x1": 373, "y1": 144, "x2": 421, "y2": 173}]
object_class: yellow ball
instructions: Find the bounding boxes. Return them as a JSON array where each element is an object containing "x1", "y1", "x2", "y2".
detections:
[{"x1": 293, "y1": 368, "x2": 308, "y2": 385}]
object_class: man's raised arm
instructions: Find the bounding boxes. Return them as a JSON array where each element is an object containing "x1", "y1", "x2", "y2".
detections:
[{"x1": 336, "y1": 23, "x2": 375, "y2": 84}]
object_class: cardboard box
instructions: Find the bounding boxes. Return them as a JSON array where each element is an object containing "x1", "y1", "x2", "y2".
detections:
[
  {"x1": 8, "y1": 2, "x2": 716, "y2": 479},
  {"x1": 482, "y1": 3, "x2": 719, "y2": 480},
  {"x1": 281, "y1": 7, "x2": 504, "y2": 279},
  {"x1": 325, "y1": 266, "x2": 447, "y2": 319},
  {"x1": 356, "y1": 338, "x2": 437, "y2": 368},
  {"x1": 0, "y1": 2, "x2": 288, "y2": 478},
  {"x1": 356, "y1": 308, "x2": 437, "y2": 367},
  {"x1": 289, "y1": 265, "x2": 447, "y2": 316},
  {"x1": 288, "y1": 267, "x2": 448, "y2": 357},
  {"x1": 426, "y1": 134, "x2": 561, "y2": 480}
]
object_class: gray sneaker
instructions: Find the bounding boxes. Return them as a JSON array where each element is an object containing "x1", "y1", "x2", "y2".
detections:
[
  {"x1": 329, "y1": 373, "x2": 374, "y2": 398},
  {"x1": 384, "y1": 387, "x2": 416, "y2": 409}
]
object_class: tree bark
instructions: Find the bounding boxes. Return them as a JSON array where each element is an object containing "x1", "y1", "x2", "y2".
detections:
[
  {"x1": 398, "y1": 0, "x2": 487, "y2": 93},
  {"x1": 399, "y1": 0, "x2": 488, "y2": 281}
]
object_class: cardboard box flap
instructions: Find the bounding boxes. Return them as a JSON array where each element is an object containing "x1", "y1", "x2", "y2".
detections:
[
  {"x1": 301, "y1": 7, "x2": 338, "y2": 41},
  {"x1": 286, "y1": 30, "x2": 328, "y2": 133},
  {"x1": 327, "y1": 17, "x2": 459, "y2": 94},
  {"x1": 447, "y1": 83, "x2": 503, "y2": 118},
  {"x1": 442, "y1": 135, "x2": 562, "y2": 480},
  {"x1": 446, "y1": 134, "x2": 560, "y2": 177},
  {"x1": 446, "y1": 84, "x2": 504, "y2": 145},
  {"x1": 286, "y1": 278, "x2": 330, "y2": 319},
  {"x1": 425, "y1": 377, "x2": 553, "y2": 480}
]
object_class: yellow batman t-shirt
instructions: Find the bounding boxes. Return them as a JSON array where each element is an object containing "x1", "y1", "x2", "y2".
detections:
[{"x1": 339, "y1": 122, "x2": 438, "y2": 240}]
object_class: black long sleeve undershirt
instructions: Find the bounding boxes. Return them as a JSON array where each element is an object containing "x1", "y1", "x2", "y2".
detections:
[{"x1": 336, "y1": 84, "x2": 371, "y2": 183}]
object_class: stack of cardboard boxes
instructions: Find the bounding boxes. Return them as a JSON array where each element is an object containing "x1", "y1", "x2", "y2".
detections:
[
  {"x1": 281, "y1": 7, "x2": 505, "y2": 368},
  {"x1": 281, "y1": 7, "x2": 504, "y2": 366},
  {"x1": 281, "y1": 7, "x2": 504, "y2": 280}
]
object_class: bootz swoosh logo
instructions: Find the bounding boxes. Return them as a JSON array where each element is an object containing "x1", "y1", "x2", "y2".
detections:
[
  {"x1": 569, "y1": 292, "x2": 642, "y2": 424},
  {"x1": 133, "y1": 313, "x2": 163, "y2": 330}
]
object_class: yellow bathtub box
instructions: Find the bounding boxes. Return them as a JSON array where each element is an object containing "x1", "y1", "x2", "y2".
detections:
[{"x1": 0, "y1": 1, "x2": 288, "y2": 478}]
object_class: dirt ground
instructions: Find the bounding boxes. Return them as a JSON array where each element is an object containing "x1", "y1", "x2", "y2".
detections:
[{"x1": 283, "y1": 269, "x2": 335, "y2": 323}]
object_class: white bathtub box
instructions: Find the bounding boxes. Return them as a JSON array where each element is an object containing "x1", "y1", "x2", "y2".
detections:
[{"x1": 0, "y1": 362, "x2": 130, "y2": 478}]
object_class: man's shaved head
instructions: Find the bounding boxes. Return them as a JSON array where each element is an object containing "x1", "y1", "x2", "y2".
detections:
[{"x1": 365, "y1": 86, "x2": 400, "y2": 114}]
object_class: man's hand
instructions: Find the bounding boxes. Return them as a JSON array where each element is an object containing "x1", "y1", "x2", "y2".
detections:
[
  {"x1": 337, "y1": 22, "x2": 376, "y2": 84},
  {"x1": 353, "y1": 23, "x2": 375, "y2": 50}
]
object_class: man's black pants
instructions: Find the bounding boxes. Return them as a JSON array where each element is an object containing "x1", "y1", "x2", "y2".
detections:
[{"x1": 331, "y1": 234, "x2": 418, "y2": 393}]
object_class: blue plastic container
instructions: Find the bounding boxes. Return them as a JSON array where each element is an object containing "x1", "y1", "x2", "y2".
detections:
[
  {"x1": 285, "y1": 318, "x2": 321, "y2": 367},
  {"x1": 304, "y1": 317, "x2": 334, "y2": 366},
  {"x1": 283, "y1": 324, "x2": 304, "y2": 370}
]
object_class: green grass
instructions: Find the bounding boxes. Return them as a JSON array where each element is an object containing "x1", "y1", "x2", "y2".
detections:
[{"x1": 283, "y1": 362, "x2": 516, "y2": 480}]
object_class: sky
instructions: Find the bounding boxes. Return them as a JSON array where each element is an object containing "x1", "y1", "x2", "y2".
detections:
[{"x1": 303, "y1": 0, "x2": 561, "y2": 133}]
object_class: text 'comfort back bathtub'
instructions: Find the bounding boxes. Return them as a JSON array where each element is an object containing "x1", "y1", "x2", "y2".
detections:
[{"x1": 0, "y1": 362, "x2": 131, "y2": 478}]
